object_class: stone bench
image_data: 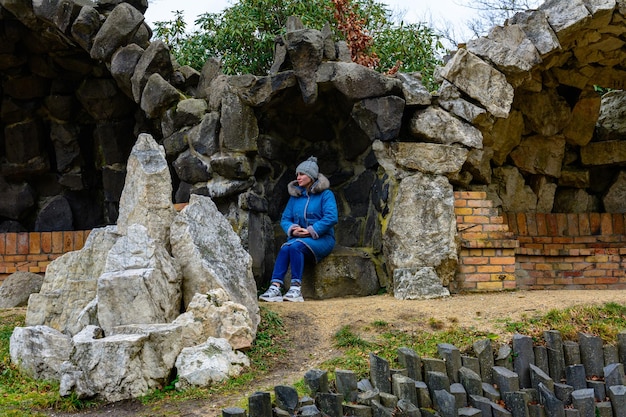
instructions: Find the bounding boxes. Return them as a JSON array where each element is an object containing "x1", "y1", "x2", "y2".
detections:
[{"x1": 293, "y1": 246, "x2": 384, "y2": 300}]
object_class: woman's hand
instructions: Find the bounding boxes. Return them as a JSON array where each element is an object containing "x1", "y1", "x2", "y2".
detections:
[{"x1": 292, "y1": 227, "x2": 311, "y2": 237}]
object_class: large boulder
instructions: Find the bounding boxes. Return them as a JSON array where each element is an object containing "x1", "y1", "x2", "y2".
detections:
[
  {"x1": 10, "y1": 325, "x2": 72, "y2": 381},
  {"x1": 25, "y1": 226, "x2": 120, "y2": 336},
  {"x1": 438, "y1": 48, "x2": 514, "y2": 119},
  {"x1": 59, "y1": 323, "x2": 185, "y2": 401},
  {"x1": 170, "y1": 194, "x2": 260, "y2": 332},
  {"x1": 97, "y1": 224, "x2": 182, "y2": 335},
  {"x1": 302, "y1": 246, "x2": 381, "y2": 300},
  {"x1": 382, "y1": 172, "x2": 458, "y2": 290}
]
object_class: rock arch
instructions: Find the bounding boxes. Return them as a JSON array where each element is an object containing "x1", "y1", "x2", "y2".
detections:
[{"x1": 0, "y1": 0, "x2": 624, "y2": 295}]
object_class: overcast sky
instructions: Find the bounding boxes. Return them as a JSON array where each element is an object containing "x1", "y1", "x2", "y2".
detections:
[{"x1": 144, "y1": 0, "x2": 479, "y2": 44}]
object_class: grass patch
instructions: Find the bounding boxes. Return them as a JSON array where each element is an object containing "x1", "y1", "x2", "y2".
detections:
[{"x1": 502, "y1": 302, "x2": 626, "y2": 341}]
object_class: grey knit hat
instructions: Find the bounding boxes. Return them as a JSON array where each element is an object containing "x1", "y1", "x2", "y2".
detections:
[{"x1": 296, "y1": 156, "x2": 319, "y2": 180}]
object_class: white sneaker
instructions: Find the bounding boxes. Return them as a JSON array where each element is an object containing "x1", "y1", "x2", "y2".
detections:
[
  {"x1": 259, "y1": 285, "x2": 283, "y2": 302},
  {"x1": 283, "y1": 285, "x2": 304, "y2": 302}
]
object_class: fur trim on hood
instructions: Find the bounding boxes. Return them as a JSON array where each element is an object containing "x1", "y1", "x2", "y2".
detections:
[{"x1": 287, "y1": 173, "x2": 330, "y2": 197}]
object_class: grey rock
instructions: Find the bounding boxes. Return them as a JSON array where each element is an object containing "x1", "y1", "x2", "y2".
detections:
[
  {"x1": 10, "y1": 325, "x2": 72, "y2": 381},
  {"x1": 392, "y1": 142, "x2": 469, "y2": 175},
  {"x1": 474, "y1": 339, "x2": 495, "y2": 384},
  {"x1": 596, "y1": 91, "x2": 626, "y2": 141},
  {"x1": 396, "y1": 72, "x2": 432, "y2": 106},
  {"x1": 467, "y1": 24, "x2": 542, "y2": 75},
  {"x1": 603, "y1": 171, "x2": 626, "y2": 213},
  {"x1": 335, "y1": 369, "x2": 358, "y2": 403},
  {"x1": 370, "y1": 353, "x2": 391, "y2": 394},
  {"x1": 173, "y1": 289, "x2": 255, "y2": 351},
  {"x1": 90, "y1": 3, "x2": 144, "y2": 62},
  {"x1": 530, "y1": 364, "x2": 553, "y2": 393},
  {"x1": 275, "y1": 385, "x2": 300, "y2": 414},
  {"x1": 578, "y1": 332, "x2": 604, "y2": 378},
  {"x1": 174, "y1": 337, "x2": 249, "y2": 390},
  {"x1": 438, "y1": 48, "x2": 514, "y2": 118},
  {"x1": 34, "y1": 195, "x2": 73, "y2": 232},
  {"x1": 140, "y1": 73, "x2": 182, "y2": 119},
  {"x1": 513, "y1": 334, "x2": 536, "y2": 388},
  {"x1": 382, "y1": 172, "x2": 457, "y2": 286},
  {"x1": 459, "y1": 367, "x2": 483, "y2": 397},
  {"x1": 170, "y1": 194, "x2": 259, "y2": 330},
  {"x1": 219, "y1": 91, "x2": 259, "y2": 153},
  {"x1": 130, "y1": 40, "x2": 174, "y2": 103},
  {"x1": 492, "y1": 366, "x2": 520, "y2": 395},
  {"x1": 608, "y1": 385, "x2": 626, "y2": 417},
  {"x1": 305, "y1": 246, "x2": 381, "y2": 300},
  {"x1": 508, "y1": 10, "x2": 560, "y2": 56},
  {"x1": 393, "y1": 267, "x2": 451, "y2": 300},
  {"x1": 392, "y1": 374, "x2": 418, "y2": 406},
  {"x1": 0, "y1": 271, "x2": 43, "y2": 308},
  {"x1": 398, "y1": 347, "x2": 422, "y2": 382},
  {"x1": 317, "y1": 61, "x2": 402, "y2": 100},
  {"x1": 409, "y1": 107, "x2": 483, "y2": 149},
  {"x1": 352, "y1": 96, "x2": 405, "y2": 142},
  {"x1": 110, "y1": 44, "x2": 144, "y2": 100},
  {"x1": 571, "y1": 389, "x2": 595, "y2": 417},
  {"x1": 304, "y1": 369, "x2": 329, "y2": 396}
]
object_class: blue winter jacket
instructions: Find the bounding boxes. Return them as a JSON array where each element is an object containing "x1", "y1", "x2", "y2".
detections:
[{"x1": 280, "y1": 174, "x2": 338, "y2": 262}]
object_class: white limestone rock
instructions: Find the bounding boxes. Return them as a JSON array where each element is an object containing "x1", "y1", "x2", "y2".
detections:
[
  {"x1": 25, "y1": 226, "x2": 119, "y2": 336},
  {"x1": 60, "y1": 323, "x2": 184, "y2": 402},
  {"x1": 10, "y1": 325, "x2": 72, "y2": 381},
  {"x1": 116, "y1": 133, "x2": 176, "y2": 244},
  {"x1": 175, "y1": 337, "x2": 250, "y2": 390},
  {"x1": 97, "y1": 224, "x2": 182, "y2": 334},
  {"x1": 173, "y1": 289, "x2": 256, "y2": 350},
  {"x1": 393, "y1": 267, "x2": 451, "y2": 300},
  {"x1": 382, "y1": 172, "x2": 458, "y2": 286},
  {"x1": 170, "y1": 194, "x2": 260, "y2": 332},
  {"x1": 409, "y1": 107, "x2": 483, "y2": 150},
  {"x1": 438, "y1": 48, "x2": 514, "y2": 119}
]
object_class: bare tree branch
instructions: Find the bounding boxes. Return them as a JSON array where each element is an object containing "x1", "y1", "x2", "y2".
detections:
[{"x1": 457, "y1": 0, "x2": 545, "y2": 37}]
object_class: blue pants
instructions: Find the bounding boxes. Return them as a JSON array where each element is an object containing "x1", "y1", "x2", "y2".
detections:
[{"x1": 271, "y1": 241, "x2": 314, "y2": 286}]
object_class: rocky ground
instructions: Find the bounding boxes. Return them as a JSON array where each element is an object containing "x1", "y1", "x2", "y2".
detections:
[{"x1": 39, "y1": 289, "x2": 626, "y2": 417}]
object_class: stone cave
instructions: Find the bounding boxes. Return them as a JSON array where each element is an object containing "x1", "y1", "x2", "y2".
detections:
[{"x1": 0, "y1": 0, "x2": 625, "y2": 295}]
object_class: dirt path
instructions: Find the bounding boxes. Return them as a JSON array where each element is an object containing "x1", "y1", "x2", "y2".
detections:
[{"x1": 44, "y1": 289, "x2": 626, "y2": 417}]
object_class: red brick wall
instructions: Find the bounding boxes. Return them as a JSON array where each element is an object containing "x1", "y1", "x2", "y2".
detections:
[
  {"x1": 455, "y1": 191, "x2": 626, "y2": 292},
  {"x1": 505, "y1": 212, "x2": 626, "y2": 290},
  {"x1": 0, "y1": 231, "x2": 90, "y2": 284},
  {"x1": 454, "y1": 191, "x2": 518, "y2": 292}
]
